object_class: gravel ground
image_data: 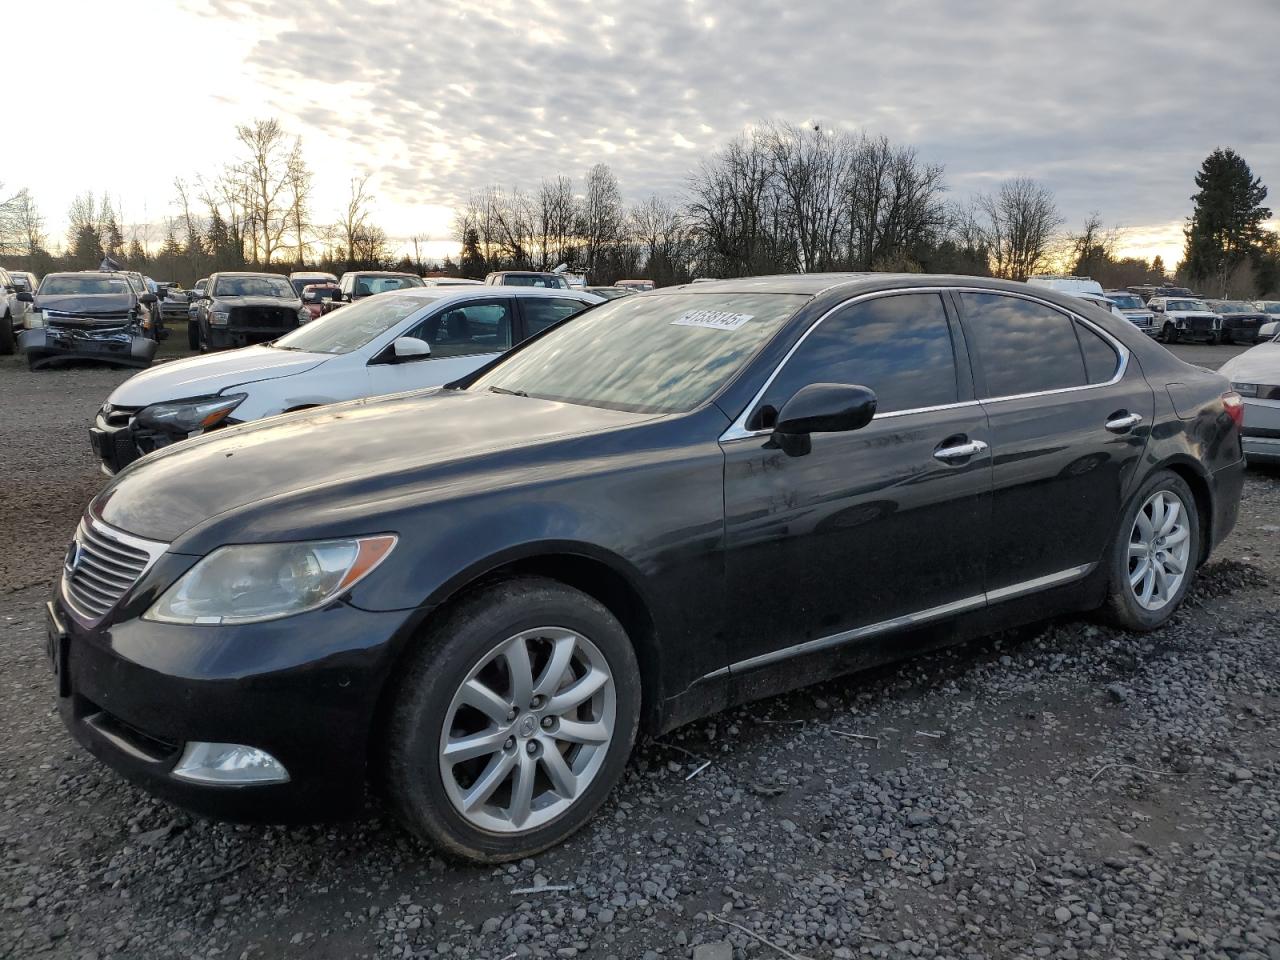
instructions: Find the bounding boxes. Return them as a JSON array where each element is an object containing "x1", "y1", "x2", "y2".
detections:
[{"x1": 1, "y1": 346, "x2": 1277, "y2": 960}]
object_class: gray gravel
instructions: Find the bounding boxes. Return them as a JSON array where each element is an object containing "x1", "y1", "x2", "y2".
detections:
[{"x1": 1, "y1": 349, "x2": 1278, "y2": 960}]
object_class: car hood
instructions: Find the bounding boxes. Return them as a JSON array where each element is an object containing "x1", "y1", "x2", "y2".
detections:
[
  {"x1": 107, "y1": 345, "x2": 330, "y2": 406},
  {"x1": 212, "y1": 295, "x2": 302, "y2": 309},
  {"x1": 94, "y1": 389, "x2": 654, "y2": 544},
  {"x1": 1219, "y1": 342, "x2": 1280, "y2": 381},
  {"x1": 35, "y1": 293, "x2": 135, "y2": 314}
]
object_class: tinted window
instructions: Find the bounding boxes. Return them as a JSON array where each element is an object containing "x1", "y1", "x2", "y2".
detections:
[
  {"x1": 961, "y1": 293, "x2": 1087, "y2": 397},
  {"x1": 411, "y1": 300, "x2": 513, "y2": 357},
  {"x1": 471, "y1": 293, "x2": 806, "y2": 414},
  {"x1": 354, "y1": 275, "x2": 424, "y2": 296},
  {"x1": 212, "y1": 276, "x2": 294, "y2": 298},
  {"x1": 756, "y1": 293, "x2": 958, "y2": 424},
  {"x1": 523, "y1": 297, "x2": 589, "y2": 336},
  {"x1": 1075, "y1": 321, "x2": 1119, "y2": 385},
  {"x1": 38, "y1": 275, "x2": 132, "y2": 296}
]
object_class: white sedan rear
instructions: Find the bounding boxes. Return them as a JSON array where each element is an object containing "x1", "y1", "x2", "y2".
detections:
[{"x1": 1219, "y1": 322, "x2": 1280, "y2": 465}]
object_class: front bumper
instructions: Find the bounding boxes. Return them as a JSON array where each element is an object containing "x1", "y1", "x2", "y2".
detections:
[
  {"x1": 207, "y1": 325, "x2": 295, "y2": 349},
  {"x1": 21, "y1": 327, "x2": 158, "y2": 369},
  {"x1": 49, "y1": 586, "x2": 417, "y2": 823}
]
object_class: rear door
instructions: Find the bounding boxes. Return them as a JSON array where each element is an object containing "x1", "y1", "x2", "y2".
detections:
[
  {"x1": 369, "y1": 296, "x2": 516, "y2": 394},
  {"x1": 721, "y1": 291, "x2": 992, "y2": 676},
  {"x1": 955, "y1": 291, "x2": 1153, "y2": 595}
]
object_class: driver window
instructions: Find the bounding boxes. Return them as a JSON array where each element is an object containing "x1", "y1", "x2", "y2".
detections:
[
  {"x1": 410, "y1": 300, "x2": 513, "y2": 358},
  {"x1": 751, "y1": 293, "x2": 959, "y2": 430}
]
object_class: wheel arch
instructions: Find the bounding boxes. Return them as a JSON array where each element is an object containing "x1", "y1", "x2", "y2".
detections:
[
  {"x1": 1148, "y1": 455, "x2": 1214, "y2": 565},
  {"x1": 369, "y1": 543, "x2": 665, "y2": 764}
]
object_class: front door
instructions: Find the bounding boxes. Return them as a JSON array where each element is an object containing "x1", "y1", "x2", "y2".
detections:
[
  {"x1": 955, "y1": 291, "x2": 1154, "y2": 595},
  {"x1": 371, "y1": 297, "x2": 516, "y2": 394},
  {"x1": 721, "y1": 291, "x2": 992, "y2": 682}
]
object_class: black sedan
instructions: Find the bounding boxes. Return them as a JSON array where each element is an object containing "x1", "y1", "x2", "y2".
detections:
[{"x1": 47, "y1": 274, "x2": 1244, "y2": 862}]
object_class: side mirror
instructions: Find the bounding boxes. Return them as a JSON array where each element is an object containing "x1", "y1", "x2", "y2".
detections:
[
  {"x1": 772, "y1": 383, "x2": 877, "y2": 455},
  {"x1": 16, "y1": 291, "x2": 33, "y2": 302},
  {"x1": 139, "y1": 292, "x2": 158, "y2": 305},
  {"x1": 392, "y1": 336, "x2": 431, "y2": 361}
]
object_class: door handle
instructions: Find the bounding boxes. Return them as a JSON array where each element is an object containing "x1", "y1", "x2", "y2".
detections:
[
  {"x1": 933, "y1": 439, "x2": 989, "y2": 462},
  {"x1": 1104, "y1": 412, "x2": 1144, "y2": 433}
]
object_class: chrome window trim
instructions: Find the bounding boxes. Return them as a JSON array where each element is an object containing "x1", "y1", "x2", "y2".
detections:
[
  {"x1": 702, "y1": 562, "x2": 1094, "y2": 680},
  {"x1": 719, "y1": 285, "x2": 1132, "y2": 443}
]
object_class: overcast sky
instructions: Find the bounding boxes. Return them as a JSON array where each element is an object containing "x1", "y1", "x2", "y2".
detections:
[{"x1": 11, "y1": 0, "x2": 1278, "y2": 266}]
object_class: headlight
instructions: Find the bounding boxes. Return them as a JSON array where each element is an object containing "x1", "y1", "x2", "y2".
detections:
[
  {"x1": 210, "y1": 309, "x2": 230, "y2": 327},
  {"x1": 146, "y1": 535, "x2": 397, "y2": 625},
  {"x1": 136, "y1": 393, "x2": 248, "y2": 433},
  {"x1": 27, "y1": 310, "x2": 44, "y2": 329},
  {"x1": 1231, "y1": 382, "x2": 1259, "y2": 397}
]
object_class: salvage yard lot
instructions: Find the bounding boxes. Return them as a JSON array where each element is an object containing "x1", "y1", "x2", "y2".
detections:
[{"x1": 1, "y1": 345, "x2": 1277, "y2": 960}]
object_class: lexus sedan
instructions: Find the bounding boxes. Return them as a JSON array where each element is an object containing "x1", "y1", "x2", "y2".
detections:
[{"x1": 47, "y1": 274, "x2": 1244, "y2": 863}]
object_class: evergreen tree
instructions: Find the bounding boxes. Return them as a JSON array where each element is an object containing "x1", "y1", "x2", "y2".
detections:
[
  {"x1": 1151, "y1": 254, "x2": 1166, "y2": 279},
  {"x1": 1183, "y1": 148, "x2": 1271, "y2": 295},
  {"x1": 70, "y1": 224, "x2": 103, "y2": 268},
  {"x1": 460, "y1": 226, "x2": 486, "y2": 278}
]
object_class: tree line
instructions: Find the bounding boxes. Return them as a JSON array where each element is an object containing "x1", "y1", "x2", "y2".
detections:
[{"x1": 0, "y1": 119, "x2": 1275, "y2": 297}]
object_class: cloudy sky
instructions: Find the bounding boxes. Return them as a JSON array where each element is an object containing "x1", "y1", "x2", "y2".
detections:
[{"x1": 12, "y1": 0, "x2": 1278, "y2": 266}]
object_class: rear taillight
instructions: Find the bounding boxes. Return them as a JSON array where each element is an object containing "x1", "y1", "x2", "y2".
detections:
[{"x1": 1222, "y1": 391, "x2": 1245, "y2": 429}]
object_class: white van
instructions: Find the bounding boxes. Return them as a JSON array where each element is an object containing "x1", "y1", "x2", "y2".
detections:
[{"x1": 1026, "y1": 275, "x2": 1105, "y2": 297}]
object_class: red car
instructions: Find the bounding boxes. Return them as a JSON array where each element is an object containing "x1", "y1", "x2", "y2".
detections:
[{"x1": 300, "y1": 283, "x2": 344, "y2": 321}]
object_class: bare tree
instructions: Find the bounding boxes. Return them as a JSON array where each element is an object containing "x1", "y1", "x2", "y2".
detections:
[
  {"x1": 764, "y1": 122, "x2": 855, "y2": 272},
  {"x1": 284, "y1": 138, "x2": 312, "y2": 266},
  {"x1": 0, "y1": 187, "x2": 46, "y2": 256},
  {"x1": 337, "y1": 174, "x2": 374, "y2": 267},
  {"x1": 235, "y1": 118, "x2": 292, "y2": 265},
  {"x1": 630, "y1": 195, "x2": 688, "y2": 284},
  {"x1": 536, "y1": 176, "x2": 578, "y2": 269},
  {"x1": 579, "y1": 164, "x2": 625, "y2": 281},
  {"x1": 686, "y1": 134, "x2": 786, "y2": 277},
  {"x1": 975, "y1": 178, "x2": 1063, "y2": 280}
]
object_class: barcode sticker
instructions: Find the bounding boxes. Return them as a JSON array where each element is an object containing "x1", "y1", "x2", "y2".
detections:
[{"x1": 671, "y1": 310, "x2": 754, "y2": 331}]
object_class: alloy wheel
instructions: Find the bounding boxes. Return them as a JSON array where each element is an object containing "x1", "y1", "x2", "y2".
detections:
[
  {"x1": 1128, "y1": 490, "x2": 1192, "y2": 611},
  {"x1": 438, "y1": 627, "x2": 616, "y2": 834}
]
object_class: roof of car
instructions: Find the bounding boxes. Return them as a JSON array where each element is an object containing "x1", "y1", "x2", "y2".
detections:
[
  {"x1": 345, "y1": 270, "x2": 418, "y2": 277},
  {"x1": 214, "y1": 271, "x2": 291, "y2": 279},
  {"x1": 382, "y1": 287, "x2": 600, "y2": 304},
  {"x1": 657, "y1": 272, "x2": 1069, "y2": 297}
]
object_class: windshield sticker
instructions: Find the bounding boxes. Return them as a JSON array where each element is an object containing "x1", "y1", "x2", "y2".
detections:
[{"x1": 671, "y1": 309, "x2": 754, "y2": 331}]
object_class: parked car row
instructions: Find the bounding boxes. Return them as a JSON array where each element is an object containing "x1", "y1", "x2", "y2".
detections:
[
  {"x1": 47, "y1": 273, "x2": 1248, "y2": 864},
  {"x1": 1028, "y1": 275, "x2": 1275, "y2": 345}
]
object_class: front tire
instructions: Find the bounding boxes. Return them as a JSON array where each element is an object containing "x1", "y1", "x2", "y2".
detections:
[
  {"x1": 381, "y1": 577, "x2": 641, "y2": 863},
  {"x1": 1102, "y1": 471, "x2": 1200, "y2": 631},
  {"x1": 1160, "y1": 322, "x2": 1178, "y2": 344},
  {"x1": 188, "y1": 319, "x2": 200, "y2": 351},
  {"x1": 0, "y1": 313, "x2": 14, "y2": 355}
]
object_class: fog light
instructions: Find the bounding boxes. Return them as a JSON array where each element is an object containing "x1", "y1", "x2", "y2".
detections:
[{"x1": 172, "y1": 742, "x2": 290, "y2": 784}]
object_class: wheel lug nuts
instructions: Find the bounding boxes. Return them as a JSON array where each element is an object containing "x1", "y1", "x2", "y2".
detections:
[
  {"x1": 507, "y1": 708, "x2": 518, "y2": 721},
  {"x1": 504, "y1": 736, "x2": 515, "y2": 750},
  {"x1": 541, "y1": 716, "x2": 555, "y2": 729},
  {"x1": 526, "y1": 741, "x2": 539, "y2": 755},
  {"x1": 530, "y1": 695, "x2": 544, "y2": 709}
]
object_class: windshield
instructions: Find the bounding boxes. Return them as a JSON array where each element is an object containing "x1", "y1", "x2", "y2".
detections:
[
  {"x1": 291, "y1": 277, "x2": 334, "y2": 295},
  {"x1": 352, "y1": 275, "x2": 424, "y2": 296},
  {"x1": 213, "y1": 275, "x2": 295, "y2": 298},
  {"x1": 38, "y1": 276, "x2": 131, "y2": 296},
  {"x1": 272, "y1": 293, "x2": 436, "y2": 354},
  {"x1": 1208, "y1": 302, "x2": 1247, "y2": 313},
  {"x1": 1167, "y1": 299, "x2": 1209, "y2": 312},
  {"x1": 471, "y1": 292, "x2": 807, "y2": 414},
  {"x1": 1107, "y1": 294, "x2": 1143, "y2": 309},
  {"x1": 1260, "y1": 302, "x2": 1280, "y2": 315}
]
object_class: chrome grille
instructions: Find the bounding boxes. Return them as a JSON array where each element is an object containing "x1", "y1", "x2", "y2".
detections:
[
  {"x1": 44, "y1": 309, "x2": 133, "y2": 323},
  {"x1": 62, "y1": 519, "x2": 168, "y2": 623}
]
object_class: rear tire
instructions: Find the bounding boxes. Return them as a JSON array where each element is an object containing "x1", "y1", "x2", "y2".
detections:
[
  {"x1": 188, "y1": 320, "x2": 200, "y2": 351},
  {"x1": 380, "y1": 577, "x2": 641, "y2": 863},
  {"x1": 1101, "y1": 470, "x2": 1200, "y2": 631}
]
